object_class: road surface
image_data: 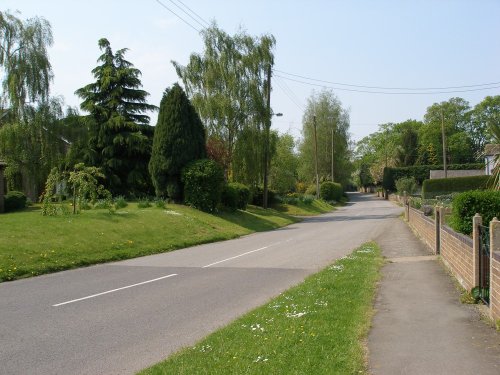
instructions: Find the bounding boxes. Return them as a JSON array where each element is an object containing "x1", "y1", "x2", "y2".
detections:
[{"x1": 0, "y1": 193, "x2": 401, "y2": 375}]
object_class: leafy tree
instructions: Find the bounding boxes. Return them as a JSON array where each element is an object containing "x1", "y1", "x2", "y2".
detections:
[
  {"x1": 270, "y1": 133, "x2": 298, "y2": 194},
  {"x1": 0, "y1": 10, "x2": 53, "y2": 119},
  {"x1": 299, "y1": 89, "x2": 352, "y2": 186},
  {"x1": 471, "y1": 95, "x2": 500, "y2": 152},
  {"x1": 75, "y1": 38, "x2": 157, "y2": 196},
  {"x1": 395, "y1": 123, "x2": 419, "y2": 166},
  {"x1": 173, "y1": 24, "x2": 275, "y2": 179},
  {"x1": 420, "y1": 97, "x2": 475, "y2": 164},
  {"x1": 0, "y1": 98, "x2": 68, "y2": 200},
  {"x1": 148, "y1": 84, "x2": 206, "y2": 199}
]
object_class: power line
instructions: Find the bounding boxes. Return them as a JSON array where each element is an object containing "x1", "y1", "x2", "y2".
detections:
[
  {"x1": 274, "y1": 76, "x2": 305, "y2": 110},
  {"x1": 275, "y1": 74, "x2": 500, "y2": 95},
  {"x1": 276, "y1": 75, "x2": 305, "y2": 109},
  {"x1": 154, "y1": 0, "x2": 201, "y2": 33},
  {"x1": 275, "y1": 69, "x2": 500, "y2": 91},
  {"x1": 173, "y1": 0, "x2": 210, "y2": 27},
  {"x1": 167, "y1": 0, "x2": 207, "y2": 30}
]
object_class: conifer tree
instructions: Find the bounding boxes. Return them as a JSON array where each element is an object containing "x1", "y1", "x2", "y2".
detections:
[
  {"x1": 149, "y1": 84, "x2": 206, "y2": 199},
  {"x1": 75, "y1": 38, "x2": 157, "y2": 196},
  {"x1": 427, "y1": 143, "x2": 439, "y2": 166}
]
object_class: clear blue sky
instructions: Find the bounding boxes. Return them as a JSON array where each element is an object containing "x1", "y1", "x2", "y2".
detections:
[{"x1": 4, "y1": 0, "x2": 500, "y2": 142}]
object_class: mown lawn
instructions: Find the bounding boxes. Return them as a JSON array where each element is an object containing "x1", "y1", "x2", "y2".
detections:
[
  {"x1": 139, "y1": 242, "x2": 383, "y2": 375},
  {"x1": 0, "y1": 204, "x2": 299, "y2": 282}
]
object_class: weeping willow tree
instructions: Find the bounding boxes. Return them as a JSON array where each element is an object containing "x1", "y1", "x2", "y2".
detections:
[
  {"x1": 173, "y1": 24, "x2": 275, "y2": 182},
  {"x1": 0, "y1": 98, "x2": 70, "y2": 200},
  {"x1": 0, "y1": 10, "x2": 53, "y2": 120}
]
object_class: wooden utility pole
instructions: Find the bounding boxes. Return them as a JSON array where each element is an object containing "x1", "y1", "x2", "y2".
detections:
[
  {"x1": 331, "y1": 127, "x2": 334, "y2": 182},
  {"x1": 263, "y1": 63, "x2": 272, "y2": 209},
  {"x1": 313, "y1": 115, "x2": 320, "y2": 199},
  {"x1": 441, "y1": 111, "x2": 447, "y2": 178}
]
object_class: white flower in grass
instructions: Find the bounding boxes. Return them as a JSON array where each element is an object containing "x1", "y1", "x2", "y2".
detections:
[
  {"x1": 314, "y1": 300, "x2": 328, "y2": 307},
  {"x1": 253, "y1": 355, "x2": 269, "y2": 363},
  {"x1": 199, "y1": 344, "x2": 212, "y2": 353},
  {"x1": 250, "y1": 323, "x2": 264, "y2": 332},
  {"x1": 328, "y1": 264, "x2": 344, "y2": 272},
  {"x1": 285, "y1": 311, "x2": 308, "y2": 318}
]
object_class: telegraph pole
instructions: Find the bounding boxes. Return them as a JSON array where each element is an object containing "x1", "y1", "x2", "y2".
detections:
[
  {"x1": 263, "y1": 63, "x2": 272, "y2": 209},
  {"x1": 313, "y1": 115, "x2": 320, "y2": 199},
  {"x1": 331, "y1": 127, "x2": 334, "y2": 182},
  {"x1": 441, "y1": 111, "x2": 447, "y2": 178}
]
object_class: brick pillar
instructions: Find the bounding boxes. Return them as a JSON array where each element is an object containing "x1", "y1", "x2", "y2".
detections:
[
  {"x1": 472, "y1": 213, "x2": 482, "y2": 288},
  {"x1": 490, "y1": 218, "x2": 500, "y2": 320}
]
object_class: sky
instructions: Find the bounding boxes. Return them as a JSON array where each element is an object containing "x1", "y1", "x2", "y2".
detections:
[{"x1": 3, "y1": 0, "x2": 500, "y2": 142}]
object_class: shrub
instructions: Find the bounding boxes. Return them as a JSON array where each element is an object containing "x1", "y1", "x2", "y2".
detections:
[
  {"x1": 94, "y1": 199, "x2": 112, "y2": 209},
  {"x1": 320, "y1": 181, "x2": 343, "y2": 201},
  {"x1": 154, "y1": 199, "x2": 166, "y2": 209},
  {"x1": 137, "y1": 199, "x2": 152, "y2": 208},
  {"x1": 251, "y1": 186, "x2": 278, "y2": 207},
  {"x1": 295, "y1": 182, "x2": 307, "y2": 194},
  {"x1": 382, "y1": 163, "x2": 484, "y2": 192},
  {"x1": 231, "y1": 183, "x2": 250, "y2": 210},
  {"x1": 305, "y1": 184, "x2": 317, "y2": 196},
  {"x1": 221, "y1": 184, "x2": 238, "y2": 211},
  {"x1": 182, "y1": 159, "x2": 224, "y2": 212},
  {"x1": 301, "y1": 195, "x2": 314, "y2": 204},
  {"x1": 449, "y1": 190, "x2": 500, "y2": 235},
  {"x1": 395, "y1": 177, "x2": 418, "y2": 195},
  {"x1": 422, "y1": 175, "x2": 490, "y2": 199},
  {"x1": 113, "y1": 196, "x2": 128, "y2": 209},
  {"x1": 4, "y1": 191, "x2": 27, "y2": 212}
]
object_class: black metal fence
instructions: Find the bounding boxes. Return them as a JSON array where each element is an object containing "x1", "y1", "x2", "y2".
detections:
[{"x1": 478, "y1": 224, "x2": 490, "y2": 305}]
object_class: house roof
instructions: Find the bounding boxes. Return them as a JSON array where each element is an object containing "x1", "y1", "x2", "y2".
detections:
[{"x1": 485, "y1": 144, "x2": 500, "y2": 156}]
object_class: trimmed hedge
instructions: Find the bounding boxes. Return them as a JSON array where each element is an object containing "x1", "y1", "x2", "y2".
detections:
[
  {"x1": 320, "y1": 181, "x2": 343, "y2": 201},
  {"x1": 422, "y1": 175, "x2": 491, "y2": 199},
  {"x1": 450, "y1": 190, "x2": 500, "y2": 235},
  {"x1": 4, "y1": 191, "x2": 27, "y2": 212},
  {"x1": 382, "y1": 163, "x2": 484, "y2": 192},
  {"x1": 182, "y1": 159, "x2": 224, "y2": 212},
  {"x1": 221, "y1": 182, "x2": 250, "y2": 211}
]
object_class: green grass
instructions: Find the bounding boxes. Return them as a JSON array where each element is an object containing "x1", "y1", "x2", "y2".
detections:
[
  {"x1": 0, "y1": 204, "x2": 299, "y2": 282},
  {"x1": 139, "y1": 242, "x2": 383, "y2": 375},
  {"x1": 273, "y1": 199, "x2": 335, "y2": 216}
]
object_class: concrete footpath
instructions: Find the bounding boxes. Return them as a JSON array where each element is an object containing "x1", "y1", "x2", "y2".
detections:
[{"x1": 368, "y1": 217, "x2": 500, "y2": 375}]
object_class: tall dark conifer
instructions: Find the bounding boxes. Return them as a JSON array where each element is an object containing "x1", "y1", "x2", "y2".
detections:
[
  {"x1": 149, "y1": 84, "x2": 206, "y2": 199},
  {"x1": 75, "y1": 38, "x2": 157, "y2": 196}
]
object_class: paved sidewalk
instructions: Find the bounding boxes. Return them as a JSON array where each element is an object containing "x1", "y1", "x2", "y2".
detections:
[{"x1": 368, "y1": 217, "x2": 500, "y2": 375}]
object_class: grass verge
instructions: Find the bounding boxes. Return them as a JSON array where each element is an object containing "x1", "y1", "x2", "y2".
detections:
[
  {"x1": 273, "y1": 199, "x2": 335, "y2": 216},
  {"x1": 139, "y1": 242, "x2": 383, "y2": 375},
  {"x1": 0, "y1": 204, "x2": 299, "y2": 282}
]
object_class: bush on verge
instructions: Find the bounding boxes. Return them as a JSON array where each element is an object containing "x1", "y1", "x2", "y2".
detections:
[
  {"x1": 320, "y1": 181, "x2": 343, "y2": 201},
  {"x1": 450, "y1": 190, "x2": 500, "y2": 235},
  {"x1": 183, "y1": 159, "x2": 224, "y2": 212},
  {"x1": 4, "y1": 191, "x2": 27, "y2": 212},
  {"x1": 422, "y1": 175, "x2": 490, "y2": 199}
]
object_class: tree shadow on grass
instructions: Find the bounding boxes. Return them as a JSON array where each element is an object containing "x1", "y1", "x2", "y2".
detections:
[{"x1": 217, "y1": 207, "x2": 300, "y2": 232}]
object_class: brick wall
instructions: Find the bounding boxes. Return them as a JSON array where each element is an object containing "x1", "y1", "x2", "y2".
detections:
[
  {"x1": 407, "y1": 207, "x2": 436, "y2": 253},
  {"x1": 440, "y1": 225, "x2": 474, "y2": 291},
  {"x1": 491, "y1": 252, "x2": 500, "y2": 321}
]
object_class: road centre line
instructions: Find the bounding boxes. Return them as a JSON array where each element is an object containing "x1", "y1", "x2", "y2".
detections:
[
  {"x1": 52, "y1": 273, "x2": 178, "y2": 307},
  {"x1": 202, "y1": 241, "x2": 285, "y2": 268}
]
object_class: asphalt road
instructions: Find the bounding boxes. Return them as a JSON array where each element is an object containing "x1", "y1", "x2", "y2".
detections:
[{"x1": 0, "y1": 193, "x2": 401, "y2": 375}]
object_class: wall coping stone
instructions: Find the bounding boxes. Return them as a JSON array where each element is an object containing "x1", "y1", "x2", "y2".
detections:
[{"x1": 442, "y1": 225, "x2": 473, "y2": 246}]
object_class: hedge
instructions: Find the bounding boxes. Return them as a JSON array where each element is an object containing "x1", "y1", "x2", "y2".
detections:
[
  {"x1": 449, "y1": 190, "x2": 500, "y2": 235},
  {"x1": 382, "y1": 163, "x2": 484, "y2": 192},
  {"x1": 422, "y1": 175, "x2": 491, "y2": 199},
  {"x1": 182, "y1": 159, "x2": 224, "y2": 212},
  {"x1": 4, "y1": 191, "x2": 27, "y2": 212},
  {"x1": 320, "y1": 181, "x2": 343, "y2": 201},
  {"x1": 221, "y1": 182, "x2": 250, "y2": 211}
]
